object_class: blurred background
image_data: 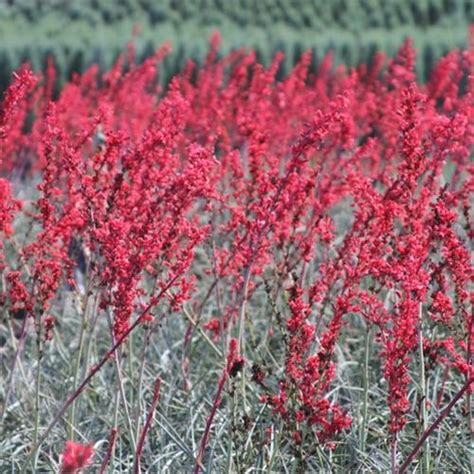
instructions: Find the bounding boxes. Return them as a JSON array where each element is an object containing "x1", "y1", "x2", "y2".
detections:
[{"x1": 0, "y1": 0, "x2": 473, "y2": 91}]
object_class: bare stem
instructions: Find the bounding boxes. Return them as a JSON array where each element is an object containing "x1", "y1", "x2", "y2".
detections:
[
  {"x1": 360, "y1": 325, "x2": 370, "y2": 452},
  {"x1": 466, "y1": 305, "x2": 473, "y2": 474},
  {"x1": 21, "y1": 313, "x2": 145, "y2": 473},
  {"x1": 391, "y1": 435, "x2": 397, "y2": 474},
  {"x1": 68, "y1": 287, "x2": 92, "y2": 440},
  {"x1": 418, "y1": 303, "x2": 430, "y2": 474},
  {"x1": 180, "y1": 303, "x2": 223, "y2": 358},
  {"x1": 107, "y1": 311, "x2": 137, "y2": 451},
  {"x1": 32, "y1": 311, "x2": 43, "y2": 471},
  {"x1": 1, "y1": 314, "x2": 29, "y2": 422},
  {"x1": 399, "y1": 376, "x2": 474, "y2": 473},
  {"x1": 237, "y1": 264, "x2": 252, "y2": 409},
  {"x1": 134, "y1": 324, "x2": 152, "y2": 442},
  {"x1": 81, "y1": 295, "x2": 100, "y2": 381},
  {"x1": 194, "y1": 367, "x2": 228, "y2": 474},
  {"x1": 238, "y1": 265, "x2": 252, "y2": 354},
  {"x1": 20, "y1": 274, "x2": 181, "y2": 473},
  {"x1": 133, "y1": 377, "x2": 161, "y2": 474},
  {"x1": 99, "y1": 427, "x2": 118, "y2": 474}
]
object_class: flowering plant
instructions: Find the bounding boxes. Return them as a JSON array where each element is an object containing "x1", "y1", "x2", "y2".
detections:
[{"x1": 0, "y1": 32, "x2": 472, "y2": 473}]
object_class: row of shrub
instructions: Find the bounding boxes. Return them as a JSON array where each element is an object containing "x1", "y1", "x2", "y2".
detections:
[
  {"x1": 6, "y1": 0, "x2": 473, "y2": 30},
  {"x1": 0, "y1": 0, "x2": 473, "y2": 89}
]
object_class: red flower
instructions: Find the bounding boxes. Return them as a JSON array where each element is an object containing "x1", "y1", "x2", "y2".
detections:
[{"x1": 60, "y1": 441, "x2": 94, "y2": 474}]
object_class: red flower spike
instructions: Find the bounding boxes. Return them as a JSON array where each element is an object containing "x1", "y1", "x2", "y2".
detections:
[{"x1": 60, "y1": 440, "x2": 94, "y2": 474}]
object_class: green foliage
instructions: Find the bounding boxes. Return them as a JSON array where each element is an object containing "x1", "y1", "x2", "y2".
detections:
[{"x1": 0, "y1": 0, "x2": 472, "y2": 89}]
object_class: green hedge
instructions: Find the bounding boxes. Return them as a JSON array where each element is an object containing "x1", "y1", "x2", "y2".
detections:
[{"x1": 0, "y1": 0, "x2": 472, "y2": 90}]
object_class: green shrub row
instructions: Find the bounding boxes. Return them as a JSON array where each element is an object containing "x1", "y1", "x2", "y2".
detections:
[
  {"x1": 0, "y1": 0, "x2": 472, "y2": 89},
  {"x1": 4, "y1": 0, "x2": 473, "y2": 31}
]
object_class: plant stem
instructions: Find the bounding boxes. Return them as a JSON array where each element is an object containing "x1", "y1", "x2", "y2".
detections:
[
  {"x1": 360, "y1": 325, "x2": 370, "y2": 452},
  {"x1": 418, "y1": 303, "x2": 430, "y2": 474},
  {"x1": 238, "y1": 265, "x2": 252, "y2": 355},
  {"x1": 181, "y1": 303, "x2": 223, "y2": 358},
  {"x1": 436, "y1": 365, "x2": 450, "y2": 408},
  {"x1": 133, "y1": 377, "x2": 161, "y2": 474},
  {"x1": 466, "y1": 306, "x2": 473, "y2": 474},
  {"x1": 1, "y1": 314, "x2": 29, "y2": 422},
  {"x1": 107, "y1": 311, "x2": 137, "y2": 451},
  {"x1": 32, "y1": 311, "x2": 43, "y2": 471},
  {"x1": 225, "y1": 386, "x2": 236, "y2": 473},
  {"x1": 134, "y1": 324, "x2": 152, "y2": 443},
  {"x1": 99, "y1": 427, "x2": 118, "y2": 474},
  {"x1": 128, "y1": 327, "x2": 134, "y2": 409},
  {"x1": 194, "y1": 366, "x2": 228, "y2": 474},
  {"x1": 21, "y1": 312, "x2": 145, "y2": 473},
  {"x1": 399, "y1": 376, "x2": 474, "y2": 473},
  {"x1": 111, "y1": 390, "x2": 120, "y2": 471},
  {"x1": 391, "y1": 435, "x2": 397, "y2": 474},
  {"x1": 81, "y1": 295, "x2": 100, "y2": 381},
  {"x1": 68, "y1": 288, "x2": 92, "y2": 440},
  {"x1": 237, "y1": 264, "x2": 252, "y2": 410},
  {"x1": 21, "y1": 274, "x2": 180, "y2": 472}
]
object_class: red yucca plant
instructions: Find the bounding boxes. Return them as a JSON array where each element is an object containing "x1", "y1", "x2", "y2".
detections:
[{"x1": 0, "y1": 30, "x2": 472, "y2": 473}]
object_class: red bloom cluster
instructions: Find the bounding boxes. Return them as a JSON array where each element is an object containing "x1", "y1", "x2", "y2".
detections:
[
  {"x1": 0, "y1": 178, "x2": 21, "y2": 273},
  {"x1": 1, "y1": 31, "x2": 472, "y2": 452},
  {"x1": 263, "y1": 287, "x2": 352, "y2": 443},
  {"x1": 60, "y1": 440, "x2": 94, "y2": 474}
]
